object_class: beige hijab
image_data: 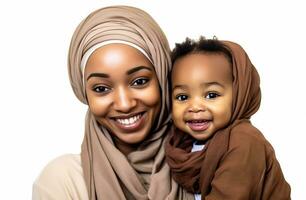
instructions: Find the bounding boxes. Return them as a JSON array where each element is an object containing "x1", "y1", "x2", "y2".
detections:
[{"x1": 68, "y1": 6, "x2": 192, "y2": 200}]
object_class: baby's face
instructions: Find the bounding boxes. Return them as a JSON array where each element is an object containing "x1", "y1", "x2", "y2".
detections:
[{"x1": 171, "y1": 53, "x2": 233, "y2": 141}]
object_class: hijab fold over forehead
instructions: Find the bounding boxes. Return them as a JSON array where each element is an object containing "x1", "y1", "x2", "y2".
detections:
[{"x1": 68, "y1": 6, "x2": 192, "y2": 200}]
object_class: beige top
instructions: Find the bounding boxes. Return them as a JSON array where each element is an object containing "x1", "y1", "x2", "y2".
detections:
[{"x1": 32, "y1": 154, "x2": 89, "y2": 200}]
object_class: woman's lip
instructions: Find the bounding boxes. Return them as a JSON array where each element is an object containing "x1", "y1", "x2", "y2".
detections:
[
  {"x1": 186, "y1": 120, "x2": 211, "y2": 131},
  {"x1": 111, "y1": 111, "x2": 145, "y2": 119},
  {"x1": 111, "y1": 112, "x2": 146, "y2": 133}
]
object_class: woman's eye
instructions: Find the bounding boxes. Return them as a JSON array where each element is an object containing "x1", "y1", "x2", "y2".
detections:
[
  {"x1": 132, "y1": 78, "x2": 149, "y2": 86},
  {"x1": 205, "y1": 92, "x2": 220, "y2": 99},
  {"x1": 92, "y1": 86, "x2": 110, "y2": 93},
  {"x1": 175, "y1": 94, "x2": 188, "y2": 101}
]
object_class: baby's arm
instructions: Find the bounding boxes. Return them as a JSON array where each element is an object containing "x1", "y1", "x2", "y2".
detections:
[{"x1": 204, "y1": 129, "x2": 290, "y2": 200}]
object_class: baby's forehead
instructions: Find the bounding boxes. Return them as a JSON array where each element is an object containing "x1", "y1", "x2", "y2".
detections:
[{"x1": 171, "y1": 53, "x2": 233, "y2": 83}]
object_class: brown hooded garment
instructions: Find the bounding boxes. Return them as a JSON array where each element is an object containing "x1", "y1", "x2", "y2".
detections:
[{"x1": 165, "y1": 41, "x2": 291, "y2": 200}]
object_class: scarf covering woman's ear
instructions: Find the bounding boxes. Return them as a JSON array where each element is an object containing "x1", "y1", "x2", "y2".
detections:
[
  {"x1": 166, "y1": 40, "x2": 261, "y2": 195},
  {"x1": 68, "y1": 6, "x2": 193, "y2": 200}
]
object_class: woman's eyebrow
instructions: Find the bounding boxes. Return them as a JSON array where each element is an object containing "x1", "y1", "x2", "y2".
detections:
[
  {"x1": 126, "y1": 66, "x2": 152, "y2": 75},
  {"x1": 87, "y1": 73, "x2": 109, "y2": 81}
]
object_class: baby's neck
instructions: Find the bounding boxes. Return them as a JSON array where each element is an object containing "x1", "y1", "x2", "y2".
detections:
[{"x1": 193, "y1": 140, "x2": 206, "y2": 145}]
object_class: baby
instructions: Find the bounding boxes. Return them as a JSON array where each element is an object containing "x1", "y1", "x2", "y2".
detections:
[{"x1": 165, "y1": 37, "x2": 291, "y2": 199}]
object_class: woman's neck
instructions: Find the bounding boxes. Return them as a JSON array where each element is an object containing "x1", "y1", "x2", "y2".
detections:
[{"x1": 113, "y1": 137, "x2": 139, "y2": 156}]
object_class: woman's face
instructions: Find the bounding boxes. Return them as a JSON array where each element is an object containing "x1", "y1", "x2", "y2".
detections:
[{"x1": 85, "y1": 44, "x2": 161, "y2": 145}]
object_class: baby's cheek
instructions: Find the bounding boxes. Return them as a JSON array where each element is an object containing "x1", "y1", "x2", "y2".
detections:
[
  {"x1": 210, "y1": 103, "x2": 231, "y2": 126},
  {"x1": 172, "y1": 104, "x2": 184, "y2": 122}
]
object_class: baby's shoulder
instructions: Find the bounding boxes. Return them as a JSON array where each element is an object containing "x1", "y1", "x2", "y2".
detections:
[{"x1": 229, "y1": 122, "x2": 274, "y2": 154}]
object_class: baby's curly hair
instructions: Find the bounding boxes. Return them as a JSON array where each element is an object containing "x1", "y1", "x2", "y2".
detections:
[{"x1": 171, "y1": 36, "x2": 232, "y2": 65}]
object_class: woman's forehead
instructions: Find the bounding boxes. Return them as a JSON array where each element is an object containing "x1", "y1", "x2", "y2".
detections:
[{"x1": 84, "y1": 44, "x2": 154, "y2": 78}]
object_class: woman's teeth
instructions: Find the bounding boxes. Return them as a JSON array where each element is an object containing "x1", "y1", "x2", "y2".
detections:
[{"x1": 116, "y1": 114, "x2": 141, "y2": 125}]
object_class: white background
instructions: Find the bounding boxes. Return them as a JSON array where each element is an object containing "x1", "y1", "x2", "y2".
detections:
[{"x1": 0, "y1": 0, "x2": 305, "y2": 199}]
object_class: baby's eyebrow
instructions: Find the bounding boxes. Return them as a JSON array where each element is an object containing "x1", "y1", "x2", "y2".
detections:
[
  {"x1": 172, "y1": 84, "x2": 188, "y2": 90},
  {"x1": 201, "y1": 81, "x2": 225, "y2": 88}
]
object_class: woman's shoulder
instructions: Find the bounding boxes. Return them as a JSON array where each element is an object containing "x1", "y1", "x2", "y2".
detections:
[
  {"x1": 32, "y1": 154, "x2": 88, "y2": 200},
  {"x1": 35, "y1": 154, "x2": 84, "y2": 180}
]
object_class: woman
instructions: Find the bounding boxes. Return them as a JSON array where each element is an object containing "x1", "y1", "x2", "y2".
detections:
[{"x1": 32, "y1": 6, "x2": 193, "y2": 200}]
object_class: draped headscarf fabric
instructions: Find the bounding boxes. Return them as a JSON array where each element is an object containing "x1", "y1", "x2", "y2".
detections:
[
  {"x1": 165, "y1": 41, "x2": 290, "y2": 198},
  {"x1": 68, "y1": 6, "x2": 192, "y2": 200}
]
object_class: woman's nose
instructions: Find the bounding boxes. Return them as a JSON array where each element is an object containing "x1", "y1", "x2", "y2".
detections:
[
  {"x1": 188, "y1": 97, "x2": 206, "y2": 113},
  {"x1": 113, "y1": 86, "x2": 137, "y2": 112}
]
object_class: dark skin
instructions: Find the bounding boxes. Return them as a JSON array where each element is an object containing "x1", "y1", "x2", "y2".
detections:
[
  {"x1": 172, "y1": 53, "x2": 233, "y2": 142},
  {"x1": 84, "y1": 44, "x2": 161, "y2": 156}
]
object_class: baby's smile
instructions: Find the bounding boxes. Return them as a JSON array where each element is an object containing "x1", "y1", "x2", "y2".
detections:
[{"x1": 186, "y1": 119, "x2": 211, "y2": 131}]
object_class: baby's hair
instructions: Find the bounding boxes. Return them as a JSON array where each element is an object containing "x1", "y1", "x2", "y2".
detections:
[
  {"x1": 169, "y1": 36, "x2": 234, "y2": 101},
  {"x1": 171, "y1": 36, "x2": 232, "y2": 65}
]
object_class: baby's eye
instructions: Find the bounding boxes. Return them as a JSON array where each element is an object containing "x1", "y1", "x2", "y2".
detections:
[
  {"x1": 205, "y1": 92, "x2": 220, "y2": 99},
  {"x1": 92, "y1": 85, "x2": 110, "y2": 93},
  {"x1": 175, "y1": 94, "x2": 188, "y2": 101},
  {"x1": 132, "y1": 78, "x2": 149, "y2": 86}
]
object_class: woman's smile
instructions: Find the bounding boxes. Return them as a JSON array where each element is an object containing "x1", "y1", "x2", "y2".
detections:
[{"x1": 110, "y1": 111, "x2": 146, "y2": 133}]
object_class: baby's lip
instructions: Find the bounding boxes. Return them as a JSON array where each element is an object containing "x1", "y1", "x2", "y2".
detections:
[
  {"x1": 185, "y1": 117, "x2": 211, "y2": 123},
  {"x1": 186, "y1": 119, "x2": 211, "y2": 131}
]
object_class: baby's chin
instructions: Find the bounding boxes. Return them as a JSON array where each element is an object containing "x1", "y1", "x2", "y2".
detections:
[{"x1": 185, "y1": 128, "x2": 216, "y2": 142}]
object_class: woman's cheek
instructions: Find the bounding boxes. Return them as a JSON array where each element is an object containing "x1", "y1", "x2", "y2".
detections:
[
  {"x1": 88, "y1": 95, "x2": 111, "y2": 117},
  {"x1": 135, "y1": 83, "x2": 161, "y2": 107}
]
